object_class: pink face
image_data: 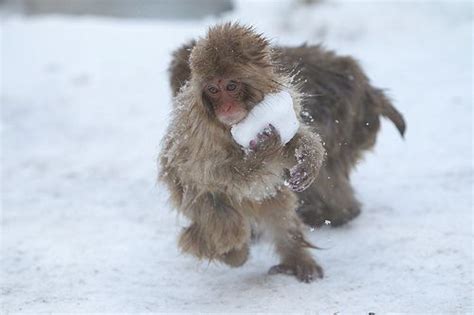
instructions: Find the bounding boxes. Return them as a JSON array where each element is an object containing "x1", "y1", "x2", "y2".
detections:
[{"x1": 202, "y1": 78, "x2": 249, "y2": 126}]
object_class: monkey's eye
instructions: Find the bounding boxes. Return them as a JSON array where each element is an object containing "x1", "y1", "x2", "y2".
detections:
[
  {"x1": 226, "y1": 82, "x2": 238, "y2": 92},
  {"x1": 208, "y1": 86, "x2": 219, "y2": 94}
]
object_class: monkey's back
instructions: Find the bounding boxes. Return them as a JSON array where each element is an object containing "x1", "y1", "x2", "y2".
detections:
[
  {"x1": 277, "y1": 45, "x2": 390, "y2": 170},
  {"x1": 275, "y1": 45, "x2": 405, "y2": 227}
]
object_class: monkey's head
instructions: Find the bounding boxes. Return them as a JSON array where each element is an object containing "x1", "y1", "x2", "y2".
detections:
[{"x1": 189, "y1": 23, "x2": 279, "y2": 127}]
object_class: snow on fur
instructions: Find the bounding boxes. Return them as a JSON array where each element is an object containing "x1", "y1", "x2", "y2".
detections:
[{"x1": 2, "y1": 2, "x2": 472, "y2": 313}]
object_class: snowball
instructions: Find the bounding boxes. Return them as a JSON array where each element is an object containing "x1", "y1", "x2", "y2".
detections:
[{"x1": 231, "y1": 90, "x2": 299, "y2": 147}]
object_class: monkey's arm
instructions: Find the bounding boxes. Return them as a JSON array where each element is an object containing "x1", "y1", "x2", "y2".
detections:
[
  {"x1": 159, "y1": 154, "x2": 185, "y2": 209},
  {"x1": 282, "y1": 127, "x2": 325, "y2": 192},
  {"x1": 223, "y1": 126, "x2": 322, "y2": 192}
]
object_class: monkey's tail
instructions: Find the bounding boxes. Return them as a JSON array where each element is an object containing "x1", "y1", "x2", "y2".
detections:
[{"x1": 375, "y1": 89, "x2": 406, "y2": 137}]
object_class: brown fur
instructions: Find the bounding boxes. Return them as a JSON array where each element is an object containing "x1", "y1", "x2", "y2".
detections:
[
  {"x1": 160, "y1": 23, "x2": 405, "y2": 282},
  {"x1": 169, "y1": 40, "x2": 195, "y2": 96},
  {"x1": 275, "y1": 45, "x2": 405, "y2": 226}
]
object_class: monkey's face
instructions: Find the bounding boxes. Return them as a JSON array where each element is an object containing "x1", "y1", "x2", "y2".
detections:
[{"x1": 202, "y1": 77, "x2": 251, "y2": 126}]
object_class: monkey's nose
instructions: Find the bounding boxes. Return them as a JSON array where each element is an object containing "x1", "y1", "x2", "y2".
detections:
[{"x1": 222, "y1": 103, "x2": 233, "y2": 112}]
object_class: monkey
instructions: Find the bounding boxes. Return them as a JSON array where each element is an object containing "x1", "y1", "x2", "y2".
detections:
[
  {"x1": 160, "y1": 23, "x2": 405, "y2": 282},
  {"x1": 275, "y1": 46, "x2": 405, "y2": 227},
  {"x1": 160, "y1": 23, "x2": 325, "y2": 282}
]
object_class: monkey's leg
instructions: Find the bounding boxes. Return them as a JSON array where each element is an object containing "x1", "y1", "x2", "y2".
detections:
[
  {"x1": 218, "y1": 222, "x2": 267, "y2": 267},
  {"x1": 261, "y1": 193, "x2": 323, "y2": 283},
  {"x1": 269, "y1": 216, "x2": 323, "y2": 283},
  {"x1": 179, "y1": 221, "x2": 251, "y2": 266},
  {"x1": 297, "y1": 166, "x2": 361, "y2": 227},
  {"x1": 218, "y1": 243, "x2": 250, "y2": 267},
  {"x1": 179, "y1": 193, "x2": 251, "y2": 264}
]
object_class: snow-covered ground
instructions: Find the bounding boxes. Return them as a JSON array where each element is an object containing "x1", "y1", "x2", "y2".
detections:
[{"x1": 1, "y1": 1, "x2": 472, "y2": 313}]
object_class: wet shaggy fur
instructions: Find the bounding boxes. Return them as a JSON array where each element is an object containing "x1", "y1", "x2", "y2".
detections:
[
  {"x1": 160, "y1": 23, "x2": 405, "y2": 282},
  {"x1": 168, "y1": 25, "x2": 406, "y2": 228},
  {"x1": 161, "y1": 23, "x2": 326, "y2": 282}
]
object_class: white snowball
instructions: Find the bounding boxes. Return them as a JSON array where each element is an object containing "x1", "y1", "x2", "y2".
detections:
[{"x1": 231, "y1": 90, "x2": 299, "y2": 148}]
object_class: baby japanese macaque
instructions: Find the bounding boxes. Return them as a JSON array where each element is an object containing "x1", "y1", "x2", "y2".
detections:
[{"x1": 160, "y1": 22, "x2": 405, "y2": 283}]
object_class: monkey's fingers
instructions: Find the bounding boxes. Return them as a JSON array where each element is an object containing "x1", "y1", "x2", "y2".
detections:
[
  {"x1": 262, "y1": 124, "x2": 277, "y2": 137},
  {"x1": 286, "y1": 165, "x2": 314, "y2": 192},
  {"x1": 265, "y1": 124, "x2": 282, "y2": 143},
  {"x1": 268, "y1": 264, "x2": 295, "y2": 276},
  {"x1": 268, "y1": 263, "x2": 323, "y2": 283},
  {"x1": 295, "y1": 262, "x2": 324, "y2": 283},
  {"x1": 259, "y1": 124, "x2": 281, "y2": 143},
  {"x1": 290, "y1": 183, "x2": 311, "y2": 193},
  {"x1": 249, "y1": 139, "x2": 258, "y2": 150},
  {"x1": 248, "y1": 132, "x2": 270, "y2": 151},
  {"x1": 289, "y1": 176, "x2": 313, "y2": 192}
]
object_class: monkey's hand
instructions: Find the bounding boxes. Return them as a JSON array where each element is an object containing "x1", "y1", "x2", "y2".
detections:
[
  {"x1": 284, "y1": 160, "x2": 317, "y2": 193},
  {"x1": 283, "y1": 130, "x2": 325, "y2": 192},
  {"x1": 248, "y1": 124, "x2": 283, "y2": 159}
]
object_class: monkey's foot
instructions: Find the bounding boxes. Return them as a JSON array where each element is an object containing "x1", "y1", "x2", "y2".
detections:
[
  {"x1": 329, "y1": 207, "x2": 361, "y2": 227},
  {"x1": 179, "y1": 221, "x2": 250, "y2": 260},
  {"x1": 298, "y1": 206, "x2": 361, "y2": 228},
  {"x1": 219, "y1": 244, "x2": 249, "y2": 267},
  {"x1": 268, "y1": 260, "x2": 323, "y2": 283},
  {"x1": 179, "y1": 223, "x2": 214, "y2": 259}
]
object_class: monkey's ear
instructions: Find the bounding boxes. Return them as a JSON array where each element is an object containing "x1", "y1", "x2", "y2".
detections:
[{"x1": 169, "y1": 40, "x2": 196, "y2": 96}]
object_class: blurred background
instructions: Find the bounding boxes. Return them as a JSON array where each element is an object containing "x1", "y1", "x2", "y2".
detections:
[
  {"x1": 1, "y1": 0, "x2": 472, "y2": 313},
  {"x1": 0, "y1": 0, "x2": 235, "y2": 19},
  {"x1": 0, "y1": 0, "x2": 324, "y2": 23}
]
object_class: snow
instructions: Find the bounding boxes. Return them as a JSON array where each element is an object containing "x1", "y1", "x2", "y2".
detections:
[
  {"x1": 1, "y1": 1, "x2": 472, "y2": 313},
  {"x1": 231, "y1": 90, "x2": 299, "y2": 147}
]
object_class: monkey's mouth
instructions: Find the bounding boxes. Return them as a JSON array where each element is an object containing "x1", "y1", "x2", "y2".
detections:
[{"x1": 217, "y1": 111, "x2": 248, "y2": 126}]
